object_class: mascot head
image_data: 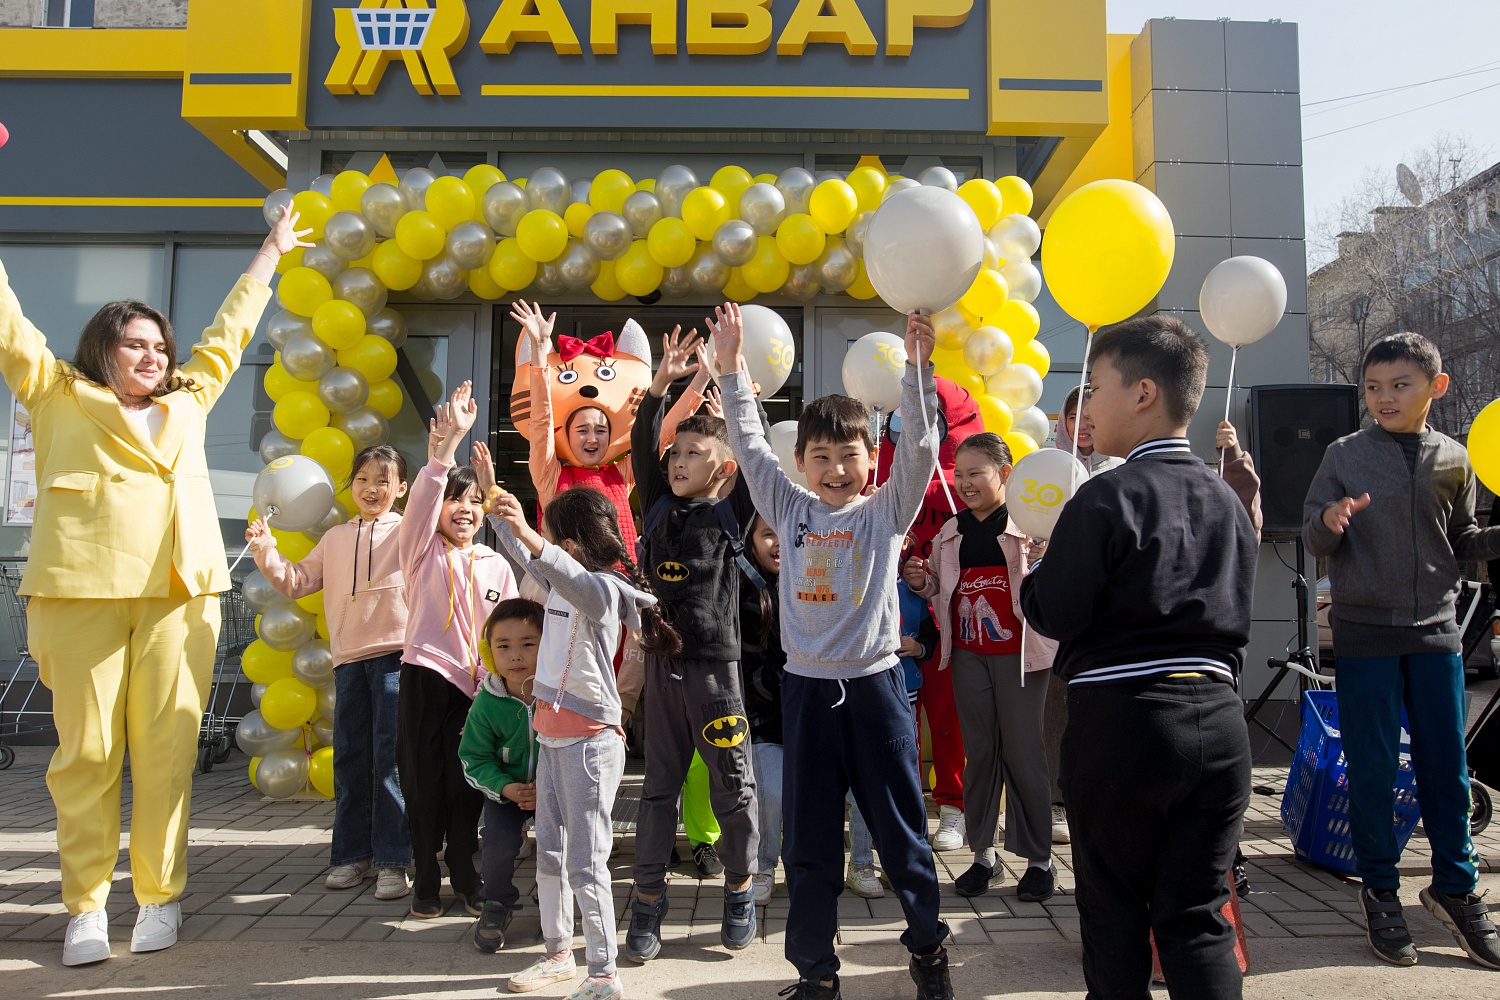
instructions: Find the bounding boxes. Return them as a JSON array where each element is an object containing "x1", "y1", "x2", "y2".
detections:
[
  {"x1": 510, "y1": 318, "x2": 654, "y2": 468},
  {"x1": 882, "y1": 375, "x2": 983, "y2": 560}
]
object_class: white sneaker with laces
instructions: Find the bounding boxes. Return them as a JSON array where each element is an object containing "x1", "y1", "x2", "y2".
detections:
[
  {"x1": 130, "y1": 902, "x2": 181, "y2": 953},
  {"x1": 325, "y1": 861, "x2": 372, "y2": 889},
  {"x1": 845, "y1": 864, "x2": 885, "y2": 899},
  {"x1": 1051, "y1": 805, "x2": 1071, "y2": 844},
  {"x1": 62, "y1": 910, "x2": 110, "y2": 966},
  {"x1": 375, "y1": 868, "x2": 411, "y2": 899},
  {"x1": 753, "y1": 872, "x2": 775, "y2": 904},
  {"x1": 931, "y1": 804, "x2": 964, "y2": 852},
  {"x1": 508, "y1": 952, "x2": 578, "y2": 993}
]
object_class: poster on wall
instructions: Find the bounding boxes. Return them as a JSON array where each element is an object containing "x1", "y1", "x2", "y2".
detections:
[{"x1": 5, "y1": 399, "x2": 35, "y2": 525}]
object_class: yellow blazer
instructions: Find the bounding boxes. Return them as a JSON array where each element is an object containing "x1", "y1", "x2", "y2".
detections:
[{"x1": 0, "y1": 261, "x2": 272, "y2": 600}]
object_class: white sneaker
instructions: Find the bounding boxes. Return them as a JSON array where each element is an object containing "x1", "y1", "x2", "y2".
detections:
[
  {"x1": 375, "y1": 868, "x2": 411, "y2": 900},
  {"x1": 1051, "y1": 805, "x2": 1071, "y2": 844},
  {"x1": 753, "y1": 872, "x2": 775, "y2": 904},
  {"x1": 325, "y1": 861, "x2": 372, "y2": 889},
  {"x1": 845, "y1": 864, "x2": 885, "y2": 899},
  {"x1": 62, "y1": 910, "x2": 110, "y2": 966},
  {"x1": 931, "y1": 804, "x2": 964, "y2": 852},
  {"x1": 130, "y1": 902, "x2": 180, "y2": 953},
  {"x1": 509, "y1": 952, "x2": 578, "y2": 993}
]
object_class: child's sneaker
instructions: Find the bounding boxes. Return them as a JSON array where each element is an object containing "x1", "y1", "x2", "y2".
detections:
[
  {"x1": 1050, "y1": 805, "x2": 1071, "y2": 844},
  {"x1": 624, "y1": 892, "x2": 668, "y2": 963},
  {"x1": 752, "y1": 872, "x2": 775, "y2": 904},
  {"x1": 845, "y1": 864, "x2": 884, "y2": 899},
  {"x1": 325, "y1": 861, "x2": 372, "y2": 889},
  {"x1": 375, "y1": 868, "x2": 410, "y2": 900},
  {"x1": 954, "y1": 862, "x2": 1001, "y2": 898},
  {"x1": 691, "y1": 841, "x2": 724, "y2": 878},
  {"x1": 472, "y1": 900, "x2": 513, "y2": 953},
  {"x1": 909, "y1": 947, "x2": 955, "y2": 1000},
  {"x1": 1016, "y1": 864, "x2": 1055, "y2": 903},
  {"x1": 721, "y1": 883, "x2": 757, "y2": 950},
  {"x1": 776, "y1": 977, "x2": 841, "y2": 999},
  {"x1": 930, "y1": 805, "x2": 964, "y2": 852},
  {"x1": 567, "y1": 974, "x2": 623, "y2": 1000},
  {"x1": 1420, "y1": 886, "x2": 1500, "y2": 969},
  {"x1": 1360, "y1": 888, "x2": 1417, "y2": 966},
  {"x1": 508, "y1": 952, "x2": 577, "y2": 993}
]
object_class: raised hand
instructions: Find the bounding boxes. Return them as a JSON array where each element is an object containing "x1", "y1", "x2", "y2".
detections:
[
  {"x1": 901, "y1": 554, "x2": 928, "y2": 591},
  {"x1": 1322, "y1": 493, "x2": 1372, "y2": 535},
  {"x1": 450, "y1": 380, "x2": 478, "y2": 435},
  {"x1": 510, "y1": 300, "x2": 556, "y2": 359},
  {"x1": 650, "y1": 325, "x2": 703, "y2": 397},
  {"x1": 245, "y1": 517, "x2": 274, "y2": 552},
  {"x1": 702, "y1": 386, "x2": 723, "y2": 420},
  {"x1": 265, "y1": 203, "x2": 315, "y2": 257},
  {"x1": 706, "y1": 301, "x2": 746, "y2": 379},
  {"x1": 472, "y1": 440, "x2": 496, "y2": 495},
  {"x1": 905, "y1": 312, "x2": 936, "y2": 368}
]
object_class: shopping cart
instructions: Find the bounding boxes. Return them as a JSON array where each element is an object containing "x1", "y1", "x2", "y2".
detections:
[
  {"x1": 197, "y1": 580, "x2": 258, "y2": 774},
  {"x1": 0, "y1": 557, "x2": 47, "y2": 769}
]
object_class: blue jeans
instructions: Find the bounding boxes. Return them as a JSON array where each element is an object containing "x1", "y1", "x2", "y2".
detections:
[
  {"x1": 1335, "y1": 652, "x2": 1479, "y2": 895},
  {"x1": 753, "y1": 741, "x2": 784, "y2": 873},
  {"x1": 848, "y1": 795, "x2": 874, "y2": 869},
  {"x1": 330, "y1": 652, "x2": 411, "y2": 869}
]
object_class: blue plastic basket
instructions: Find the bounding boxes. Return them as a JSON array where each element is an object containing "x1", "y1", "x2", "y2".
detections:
[{"x1": 1281, "y1": 690, "x2": 1422, "y2": 875}]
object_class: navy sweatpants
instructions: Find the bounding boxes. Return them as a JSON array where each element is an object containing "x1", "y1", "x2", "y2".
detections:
[{"x1": 782, "y1": 667, "x2": 947, "y2": 981}]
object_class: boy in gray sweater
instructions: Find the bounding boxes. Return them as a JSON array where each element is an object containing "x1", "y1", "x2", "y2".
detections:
[
  {"x1": 710, "y1": 303, "x2": 951, "y2": 1000},
  {"x1": 1303, "y1": 332, "x2": 1500, "y2": 970}
]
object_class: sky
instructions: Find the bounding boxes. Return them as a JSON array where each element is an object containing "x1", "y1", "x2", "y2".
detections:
[{"x1": 1106, "y1": 0, "x2": 1500, "y2": 255}]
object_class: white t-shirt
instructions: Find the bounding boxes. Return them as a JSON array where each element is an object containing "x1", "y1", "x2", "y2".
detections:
[{"x1": 121, "y1": 401, "x2": 166, "y2": 445}]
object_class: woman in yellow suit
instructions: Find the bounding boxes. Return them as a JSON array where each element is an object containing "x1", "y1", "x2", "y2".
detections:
[{"x1": 0, "y1": 207, "x2": 310, "y2": 967}]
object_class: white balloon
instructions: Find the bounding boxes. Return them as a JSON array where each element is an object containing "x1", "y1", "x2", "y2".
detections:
[
  {"x1": 1006, "y1": 448, "x2": 1088, "y2": 540},
  {"x1": 986, "y1": 364, "x2": 1044, "y2": 411},
  {"x1": 961, "y1": 326, "x2": 1014, "y2": 377},
  {"x1": 842, "y1": 331, "x2": 907, "y2": 413},
  {"x1": 252, "y1": 455, "x2": 337, "y2": 532},
  {"x1": 1199, "y1": 255, "x2": 1288, "y2": 348},
  {"x1": 999, "y1": 260, "x2": 1043, "y2": 304},
  {"x1": 918, "y1": 166, "x2": 959, "y2": 192},
  {"x1": 768, "y1": 420, "x2": 807, "y2": 488},
  {"x1": 739, "y1": 305, "x2": 796, "y2": 396},
  {"x1": 1012, "y1": 405, "x2": 1050, "y2": 446},
  {"x1": 864, "y1": 187, "x2": 985, "y2": 315},
  {"x1": 988, "y1": 214, "x2": 1042, "y2": 262}
]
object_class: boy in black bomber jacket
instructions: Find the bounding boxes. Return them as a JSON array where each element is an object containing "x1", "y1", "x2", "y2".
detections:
[{"x1": 1021, "y1": 317, "x2": 1258, "y2": 1000}]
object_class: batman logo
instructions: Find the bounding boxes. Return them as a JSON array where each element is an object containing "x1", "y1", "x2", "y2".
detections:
[
  {"x1": 656, "y1": 561, "x2": 690, "y2": 583},
  {"x1": 702, "y1": 715, "x2": 749, "y2": 749}
]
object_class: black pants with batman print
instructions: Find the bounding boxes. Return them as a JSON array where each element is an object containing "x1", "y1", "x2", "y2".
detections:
[{"x1": 633, "y1": 654, "x2": 759, "y2": 893}]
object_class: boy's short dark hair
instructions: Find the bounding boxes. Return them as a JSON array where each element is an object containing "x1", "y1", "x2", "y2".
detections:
[
  {"x1": 485, "y1": 598, "x2": 545, "y2": 639},
  {"x1": 1089, "y1": 315, "x2": 1209, "y2": 426},
  {"x1": 796, "y1": 394, "x2": 873, "y2": 456},
  {"x1": 673, "y1": 414, "x2": 730, "y2": 458},
  {"x1": 1363, "y1": 332, "x2": 1442, "y2": 381}
]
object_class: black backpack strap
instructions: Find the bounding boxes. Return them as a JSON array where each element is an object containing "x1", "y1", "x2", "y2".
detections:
[
  {"x1": 638, "y1": 494, "x2": 675, "y2": 566},
  {"x1": 716, "y1": 500, "x2": 767, "y2": 592}
]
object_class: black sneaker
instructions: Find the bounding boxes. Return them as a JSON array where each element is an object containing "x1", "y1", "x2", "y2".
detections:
[
  {"x1": 408, "y1": 898, "x2": 443, "y2": 919},
  {"x1": 1420, "y1": 886, "x2": 1500, "y2": 970},
  {"x1": 776, "y1": 976, "x2": 841, "y2": 999},
  {"x1": 1017, "y1": 865, "x2": 1056, "y2": 903},
  {"x1": 1233, "y1": 848, "x2": 1250, "y2": 897},
  {"x1": 910, "y1": 947, "x2": 955, "y2": 1000},
  {"x1": 625, "y1": 892, "x2": 668, "y2": 963},
  {"x1": 722, "y1": 883, "x2": 757, "y2": 950},
  {"x1": 692, "y1": 841, "x2": 725, "y2": 878},
  {"x1": 954, "y1": 863, "x2": 1000, "y2": 898},
  {"x1": 1360, "y1": 887, "x2": 1417, "y2": 966},
  {"x1": 471, "y1": 901, "x2": 513, "y2": 953}
]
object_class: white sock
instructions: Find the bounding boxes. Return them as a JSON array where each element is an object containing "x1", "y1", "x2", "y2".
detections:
[
  {"x1": 1028, "y1": 858, "x2": 1053, "y2": 872},
  {"x1": 975, "y1": 848, "x2": 997, "y2": 868}
]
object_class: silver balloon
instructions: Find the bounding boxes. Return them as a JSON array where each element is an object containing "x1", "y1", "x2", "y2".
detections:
[
  {"x1": 482, "y1": 181, "x2": 529, "y2": 237},
  {"x1": 301, "y1": 243, "x2": 348, "y2": 282},
  {"x1": 258, "y1": 428, "x2": 300, "y2": 464},
  {"x1": 311, "y1": 716, "x2": 335, "y2": 747},
  {"x1": 534, "y1": 261, "x2": 567, "y2": 296},
  {"x1": 400, "y1": 167, "x2": 437, "y2": 212},
  {"x1": 250, "y1": 683, "x2": 267, "y2": 709},
  {"x1": 1000, "y1": 260, "x2": 1043, "y2": 304},
  {"x1": 660, "y1": 265, "x2": 693, "y2": 298},
  {"x1": 332, "y1": 406, "x2": 390, "y2": 450},
  {"x1": 816, "y1": 170, "x2": 846, "y2": 184},
  {"x1": 266, "y1": 310, "x2": 311, "y2": 352},
  {"x1": 918, "y1": 166, "x2": 959, "y2": 191},
  {"x1": 242, "y1": 569, "x2": 289, "y2": 613},
  {"x1": 989, "y1": 214, "x2": 1043, "y2": 262},
  {"x1": 303, "y1": 501, "x2": 349, "y2": 541},
  {"x1": 883, "y1": 177, "x2": 921, "y2": 202},
  {"x1": 317, "y1": 366, "x2": 370, "y2": 415},
  {"x1": 739, "y1": 183, "x2": 786, "y2": 237},
  {"x1": 570, "y1": 177, "x2": 593, "y2": 205},
  {"x1": 408, "y1": 279, "x2": 437, "y2": 302},
  {"x1": 422, "y1": 254, "x2": 467, "y2": 300},
  {"x1": 784, "y1": 264, "x2": 822, "y2": 301},
  {"x1": 323, "y1": 211, "x2": 376, "y2": 261},
  {"x1": 622, "y1": 190, "x2": 663, "y2": 238},
  {"x1": 713, "y1": 220, "x2": 758, "y2": 268},
  {"x1": 253, "y1": 454, "x2": 337, "y2": 532},
  {"x1": 776, "y1": 168, "x2": 817, "y2": 216},
  {"x1": 557, "y1": 241, "x2": 601, "y2": 290},
  {"x1": 656, "y1": 164, "x2": 701, "y2": 218},
  {"x1": 846, "y1": 211, "x2": 874, "y2": 258},
  {"x1": 256, "y1": 747, "x2": 310, "y2": 799},
  {"x1": 367, "y1": 307, "x2": 408, "y2": 349},
  {"x1": 526, "y1": 166, "x2": 571, "y2": 215},
  {"x1": 263, "y1": 188, "x2": 294, "y2": 228},
  {"x1": 281, "y1": 333, "x2": 337, "y2": 382},
  {"x1": 446, "y1": 221, "x2": 496, "y2": 271},
  {"x1": 258, "y1": 601, "x2": 317, "y2": 651},
  {"x1": 982, "y1": 237, "x2": 1002, "y2": 272},
  {"x1": 360, "y1": 182, "x2": 408, "y2": 238},
  {"x1": 316, "y1": 683, "x2": 337, "y2": 719},
  {"x1": 687, "y1": 245, "x2": 729, "y2": 293},
  {"x1": 582, "y1": 211, "x2": 632, "y2": 261},
  {"x1": 292, "y1": 639, "x2": 336, "y2": 688},
  {"x1": 815, "y1": 236, "x2": 859, "y2": 293},
  {"x1": 235, "y1": 709, "x2": 301, "y2": 756},
  {"x1": 310, "y1": 173, "x2": 336, "y2": 198},
  {"x1": 333, "y1": 268, "x2": 388, "y2": 317}
]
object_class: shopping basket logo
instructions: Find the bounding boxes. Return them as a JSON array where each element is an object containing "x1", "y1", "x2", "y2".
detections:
[{"x1": 326, "y1": 0, "x2": 471, "y2": 97}]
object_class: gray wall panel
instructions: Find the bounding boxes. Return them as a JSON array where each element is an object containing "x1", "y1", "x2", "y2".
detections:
[
  {"x1": 1230, "y1": 237, "x2": 1310, "y2": 314},
  {"x1": 1156, "y1": 235, "x2": 1232, "y2": 309},
  {"x1": 1139, "y1": 18, "x2": 1227, "y2": 92},
  {"x1": 1225, "y1": 21, "x2": 1300, "y2": 93},
  {"x1": 1149, "y1": 89, "x2": 1229, "y2": 164},
  {"x1": 1154, "y1": 162, "x2": 1233, "y2": 237},
  {"x1": 1229, "y1": 163, "x2": 1307, "y2": 240},
  {"x1": 1227, "y1": 92, "x2": 1303, "y2": 166}
]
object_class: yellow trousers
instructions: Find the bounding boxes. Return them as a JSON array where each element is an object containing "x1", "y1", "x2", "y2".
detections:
[{"x1": 29, "y1": 589, "x2": 220, "y2": 914}]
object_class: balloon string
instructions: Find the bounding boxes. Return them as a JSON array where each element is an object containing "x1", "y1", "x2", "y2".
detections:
[
  {"x1": 229, "y1": 504, "x2": 277, "y2": 575},
  {"x1": 1071, "y1": 326, "x2": 1097, "y2": 464},
  {"x1": 1219, "y1": 347, "x2": 1239, "y2": 476}
]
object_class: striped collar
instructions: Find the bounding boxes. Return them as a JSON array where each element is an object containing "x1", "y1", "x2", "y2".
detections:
[{"x1": 1127, "y1": 438, "x2": 1193, "y2": 462}]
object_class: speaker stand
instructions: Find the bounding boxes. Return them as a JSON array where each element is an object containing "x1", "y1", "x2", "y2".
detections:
[{"x1": 1244, "y1": 537, "x2": 1329, "y2": 752}]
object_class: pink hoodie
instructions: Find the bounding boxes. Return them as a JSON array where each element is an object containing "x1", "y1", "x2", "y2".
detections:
[
  {"x1": 399, "y1": 457, "x2": 518, "y2": 697},
  {"x1": 252, "y1": 511, "x2": 407, "y2": 667}
]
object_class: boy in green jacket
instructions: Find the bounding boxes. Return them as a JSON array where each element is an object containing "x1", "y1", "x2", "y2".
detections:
[{"x1": 460, "y1": 599, "x2": 544, "y2": 954}]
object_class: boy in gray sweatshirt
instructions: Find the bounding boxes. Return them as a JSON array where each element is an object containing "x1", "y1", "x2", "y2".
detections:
[{"x1": 710, "y1": 303, "x2": 951, "y2": 1000}]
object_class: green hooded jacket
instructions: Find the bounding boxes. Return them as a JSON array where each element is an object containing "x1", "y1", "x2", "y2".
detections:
[{"x1": 458, "y1": 672, "x2": 536, "y2": 801}]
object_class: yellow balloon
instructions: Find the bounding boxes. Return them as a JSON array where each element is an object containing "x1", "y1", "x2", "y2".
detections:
[
  {"x1": 616, "y1": 240, "x2": 664, "y2": 297},
  {"x1": 330, "y1": 170, "x2": 371, "y2": 213},
  {"x1": 366, "y1": 379, "x2": 404, "y2": 419},
  {"x1": 301, "y1": 426, "x2": 355, "y2": 479},
  {"x1": 516, "y1": 210, "x2": 568, "y2": 263},
  {"x1": 1003, "y1": 430, "x2": 1038, "y2": 461},
  {"x1": 930, "y1": 348, "x2": 986, "y2": 398},
  {"x1": 241, "y1": 639, "x2": 295, "y2": 685},
  {"x1": 742, "y1": 237, "x2": 790, "y2": 294},
  {"x1": 1041, "y1": 179, "x2": 1175, "y2": 328},
  {"x1": 248, "y1": 755, "x2": 263, "y2": 789},
  {"x1": 565, "y1": 202, "x2": 596, "y2": 239},
  {"x1": 467, "y1": 265, "x2": 505, "y2": 299},
  {"x1": 425, "y1": 175, "x2": 477, "y2": 230},
  {"x1": 681, "y1": 187, "x2": 731, "y2": 242},
  {"x1": 997, "y1": 175, "x2": 1034, "y2": 217},
  {"x1": 275, "y1": 246, "x2": 304, "y2": 275},
  {"x1": 810, "y1": 179, "x2": 859, "y2": 234},
  {"x1": 753, "y1": 173, "x2": 778, "y2": 186},
  {"x1": 1468, "y1": 398, "x2": 1500, "y2": 492},
  {"x1": 490, "y1": 237, "x2": 539, "y2": 291},
  {"x1": 591, "y1": 259, "x2": 627, "y2": 301},
  {"x1": 589, "y1": 169, "x2": 636, "y2": 214},
  {"x1": 309, "y1": 745, "x2": 335, "y2": 798},
  {"x1": 264, "y1": 362, "x2": 315, "y2": 403},
  {"x1": 635, "y1": 177, "x2": 657, "y2": 193},
  {"x1": 338, "y1": 335, "x2": 399, "y2": 382},
  {"x1": 395, "y1": 210, "x2": 446, "y2": 260},
  {"x1": 370, "y1": 239, "x2": 422, "y2": 291},
  {"x1": 295, "y1": 590, "x2": 326, "y2": 617},
  {"x1": 722, "y1": 267, "x2": 758, "y2": 303},
  {"x1": 335, "y1": 488, "x2": 359, "y2": 515},
  {"x1": 989, "y1": 299, "x2": 1041, "y2": 346},
  {"x1": 647, "y1": 218, "x2": 696, "y2": 268},
  {"x1": 776, "y1": 213, "x2": 827, "y2": 266},
  {"x1": 269, "y1": 527, "x2": 316, "y2": 562},
  {"x1": 311, "y1": 299, "x2": 366, "y2": 351},
  {"x1": 977, "y1": 394, "x2": 1015, "y2": 436},
  {"x1": 711, "y1": 165, "x2": 754, "y2": 208},
  {"x1": 278, "y1": 267, "x2": 332, "y2": 318},
  {"x1": 958, "y1": 178, "x2": 1004, "y2": 230},
  {"x1": 291, "y1": 190, "x2": 333, "y2": 241},
  {"x1": 846, "y1": 260, "x2": 878, "y2": 301},
  {"x1": 960, "y1": 270, "x2": 1010, "y2": 318},
  {"x1": 515, "y1": 177, "x2": 527, "y2": 189},
  {"x1": 261, "y1": 677, "x2": 317, "y2": 730},
  {"x1": 316, "y1": 614, "x2": 330, "y2": 641},
  {"x1": 464, "y1": 163, "x2": 506, "y2": 199},
  {"x1": 1014, "y1": 338, "x2": 1052, "y2": 378},
  {"x1": 273, "y1": 390, "x2": 330, "y2": 440},
  {"x1": 846, "y1": 166, "x2": 887, "y2": 213}
]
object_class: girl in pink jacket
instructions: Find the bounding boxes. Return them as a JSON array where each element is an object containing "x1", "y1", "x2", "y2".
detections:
[{"x1": 247, "y1": 443, "x2": 413, "y2": 903}]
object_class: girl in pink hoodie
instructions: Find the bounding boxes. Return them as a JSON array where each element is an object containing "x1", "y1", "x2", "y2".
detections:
[
  {"x1": 397, "y1": 381, "x2": 519, "y2": 919},
  {"x1": 247, "y1": 443, "x2": 413, "y2": 903}
]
